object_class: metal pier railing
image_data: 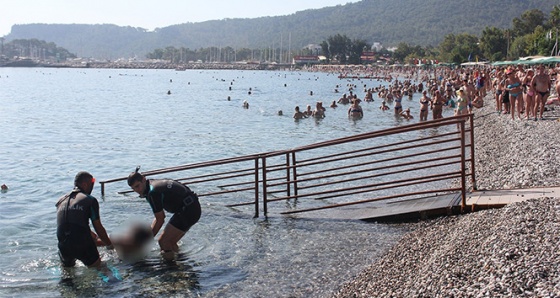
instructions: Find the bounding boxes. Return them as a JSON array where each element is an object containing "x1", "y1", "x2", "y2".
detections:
[{"x1": 100, "y1": 114, "x2": 475, "y2": 219}]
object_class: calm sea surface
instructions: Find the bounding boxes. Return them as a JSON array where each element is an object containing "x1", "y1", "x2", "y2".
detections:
[{"x1": 0, "y1": 67, "x2": 454, "y2": 297}]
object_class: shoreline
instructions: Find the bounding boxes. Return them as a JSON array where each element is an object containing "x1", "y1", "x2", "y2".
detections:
[{"x1": 332, "y1": 94, "x2": 560, "y2": 297}]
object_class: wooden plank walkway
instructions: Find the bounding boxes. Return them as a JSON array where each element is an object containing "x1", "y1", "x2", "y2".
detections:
[
  {"x1": 288, "y1": 193, "x2": 461, "y2": 222},
  {"x1": 287, "y1": 186, "x2": 560, "y2": 222},
  {"x1": 466, "y1": 186, "x2": 560, "y2": 211}
]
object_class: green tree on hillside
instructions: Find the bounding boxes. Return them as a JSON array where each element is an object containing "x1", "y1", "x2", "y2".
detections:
[
  {"x1": 2, "y1": 38, "x2": 76, "y2": 61},
  {"x1": 348, "y1": 39, "x2": 370, "y2": 64},
  {"x1": 512, "y1": 9, "x2": 546, "y2": 37},
  {"x1": 480, "y1": 27, "x2": 507, "y2": 61},
  {"x1": 437, "y1": 33, "x2": 481, "y2": 64}
]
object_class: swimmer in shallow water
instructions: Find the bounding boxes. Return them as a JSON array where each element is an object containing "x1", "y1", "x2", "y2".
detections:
[{"x1": 293, "y1": 106, "x2": 307, "y2": 119}]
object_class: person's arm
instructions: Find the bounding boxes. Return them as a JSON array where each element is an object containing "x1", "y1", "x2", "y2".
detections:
[
  {"x1": 92, "y1": 219, "x2": 112, "y2": 247},
  {"x1": 90, "y1": 230, "x2": 105, "y2": 246},
  {"x1": 151, "y1": 211, "x2": 166, "y2": 236},
  {"x1": 90, "y1": 197, "x2": 112, "y2": 247}
]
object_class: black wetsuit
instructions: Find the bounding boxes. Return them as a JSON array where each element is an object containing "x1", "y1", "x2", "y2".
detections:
[
  {"x1": 143, "y1": 179, "x2": 201, "y2": 232},
  {"x1": 56, "y1": 188, "x2": 101, "y2": 267}
]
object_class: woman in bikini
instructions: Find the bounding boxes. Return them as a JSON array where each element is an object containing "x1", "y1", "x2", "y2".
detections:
[
  {"x1": 348, "y1": 99, "x2": 364, "y2": 119},
  {"x1": 419, "y1": 90, "x2": 431, "y2": 121},
  {"x1": 505, "y1": 69, "x2": 523, "y2": 120},
  {"x1": 394, "y1": 92, "x2": 403, "y2": 115},
  {"x1": 431, "y1": 90, "x2": 445, "y2": 120},
  {"x1": 455, "y1": 88, "x2": 469, "y2": 116}
]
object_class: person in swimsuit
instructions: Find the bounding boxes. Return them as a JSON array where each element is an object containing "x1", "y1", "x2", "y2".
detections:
[
  {"x1": 522, "y1": 69, "x2": 535, "y2": 120},
  {"x1": 128, "y1": 168, "x2": 201, "y2": 260},
  {"x1": 394, "y1": 96, "x2": 403, "y2": 115},
  {"x1": 337, "y1": 94, "x2": 350, "y2": 104},
  {"x1": 531, "y1": 65, "x2": 551, "y2": 120},
  {"x1": 348, "y1": 98, "x2": 364, "y2": 119},
  {"x1": 293, "y1": 106, "x2": 307, "y2": 120},
  {"x1": 493, "y1": 72, "x2": 504, "y2": 113},
  {"x1": 56, "y1": 172, "x2": 113, "y2": 269},
  {"x1": 455, "y1": 88, "x2": 469, "y2": 116},
  {"x1": 303, "y1": 104, "x2": 313, "y2": 117},
  {"x1": 379, "y1": 101, "x2": 390, "y2": 111},
  {"x1": 400, "y1": 107, "x2": 414, "y2": 120},
  {"x1": 505, "y1": 69, "x2": 523, "y2": 120},
  {"x1": 431, "y1": 90, "x2": 445, "y2": 120},
  {"x1": 472, "y1": 94, "x2": 484, "y2": 108},
  {"x1": 312, "y1": 101, "x2": 326, "y2": 119},
  {"x1": 419, "y1": 90, "x2": 431, "y2": 121}
]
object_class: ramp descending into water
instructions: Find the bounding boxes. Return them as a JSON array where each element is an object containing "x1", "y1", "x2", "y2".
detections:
[{"x1": 101, "y1": 115, "x2": 477, "y2": 221}]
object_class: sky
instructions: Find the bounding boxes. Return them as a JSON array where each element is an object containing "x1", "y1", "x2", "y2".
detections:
[{"x1": 1, "y1": 0, "x2": 361, "y2": 37}]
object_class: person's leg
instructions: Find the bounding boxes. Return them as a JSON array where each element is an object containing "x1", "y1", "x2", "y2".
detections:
[
  {"x1": 540, "y1": 93, "x2": 549, "y2": 118},
  {"x1": 58, "y1": 249, "x2": 76, "y2": 267},
  {"x1": 158, "y1": 224, "x2": 186, "y2": 260},
  {"x1": 533, "y1": 93, "x2": 542, "y2": 120}
]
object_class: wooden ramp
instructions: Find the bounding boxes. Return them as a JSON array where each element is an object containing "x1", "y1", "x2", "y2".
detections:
[
  {"x1": 287, "y1": 193, "x2": 462, "y2": 222},
  {"x1": 466, "y1": 186, "x2": 560, "y2": 211},
  {"x1": 286, "y1": 186, "x2": 560, "y2": 222}
]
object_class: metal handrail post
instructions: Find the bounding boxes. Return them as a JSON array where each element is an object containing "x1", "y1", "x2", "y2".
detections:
[
  {"x1": 291, "y1": 151, "x2": 298, "y2": 199},
  {"x1": 285, "y1": 152, "x2": 291, "y2": 198},
  {"x1": 262, "y1": 156, "x2": 268, "y2": 217},
  {"x1": 254, "y1": 158, "x2": 259, "y2": 218},
  {"x1": 469, "y1": 114, "x2": 477, "y2": 190},
  {"x1": 460, "y1": 120, "x2": 467, "y2": 212}
]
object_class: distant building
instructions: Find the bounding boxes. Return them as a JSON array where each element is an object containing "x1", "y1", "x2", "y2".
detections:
[
  {"x1": 304, "y1": 44, "x2": 323, "y2": 55},
  {"x1": 293, "y1": 55, "x2": 320, "y2": 65},
  {"x1": 360, "y1": 51, "x2": 376, "y2": 62}
]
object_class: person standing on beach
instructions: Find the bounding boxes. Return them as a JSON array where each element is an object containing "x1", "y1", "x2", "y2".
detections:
[
  {"x1": 522, "y1": 69, "x2": 535, "y2": 120},
  {"x1": 127, "y1": 168, "x2": 201, "y2": 260},
  {"x1": 455, "y1": 88, "x2": 469, "y2": 117},
  {"x1": 505, "y1": 69, "x2": 523, "y2": 120},
  {"x1": 56, "y1": 171, "x2": 113, "y2": 269},
  {"x1": 531, "y1": 65, "x2": 551, "y2": 120}
]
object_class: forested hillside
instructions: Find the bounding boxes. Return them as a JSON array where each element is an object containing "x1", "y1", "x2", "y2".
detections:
[{"x1": 4, "y1": 0, "x2": 558, "y2": 59}]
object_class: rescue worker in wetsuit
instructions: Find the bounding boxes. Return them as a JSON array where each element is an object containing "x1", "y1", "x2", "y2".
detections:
[
  {"x1": 127, "y1": 168, "x2": 201, "y2": 260},
  {"x1": 56, "y1": 171, "x2": 113, "y2": 268}
]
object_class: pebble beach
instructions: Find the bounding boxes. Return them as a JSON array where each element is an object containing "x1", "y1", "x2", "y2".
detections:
[{"x1": 332, "y1": 94, "x2": 560, "y2": 297}]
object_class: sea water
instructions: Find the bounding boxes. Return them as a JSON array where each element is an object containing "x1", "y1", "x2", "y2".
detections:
[{"x1": 0, "y1": 67, "x2": 453, "y2": 297}]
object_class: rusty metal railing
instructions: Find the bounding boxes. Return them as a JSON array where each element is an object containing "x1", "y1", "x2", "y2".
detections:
[{"x1": 100, "y1": 114, "x2": 475, "y2": 218}]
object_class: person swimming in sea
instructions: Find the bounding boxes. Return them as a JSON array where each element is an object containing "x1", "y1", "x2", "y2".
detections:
[
  {"x1": 400, "y1": 108, "x2": 414, "y2": 120},
  {"x1": 379, "y1": 101, "x2": 389, "y2": 111}
]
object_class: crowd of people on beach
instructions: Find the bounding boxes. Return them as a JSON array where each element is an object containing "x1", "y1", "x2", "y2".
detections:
[{"x1": 282, "y1": 63, "x2": 560, "y2": 123}]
